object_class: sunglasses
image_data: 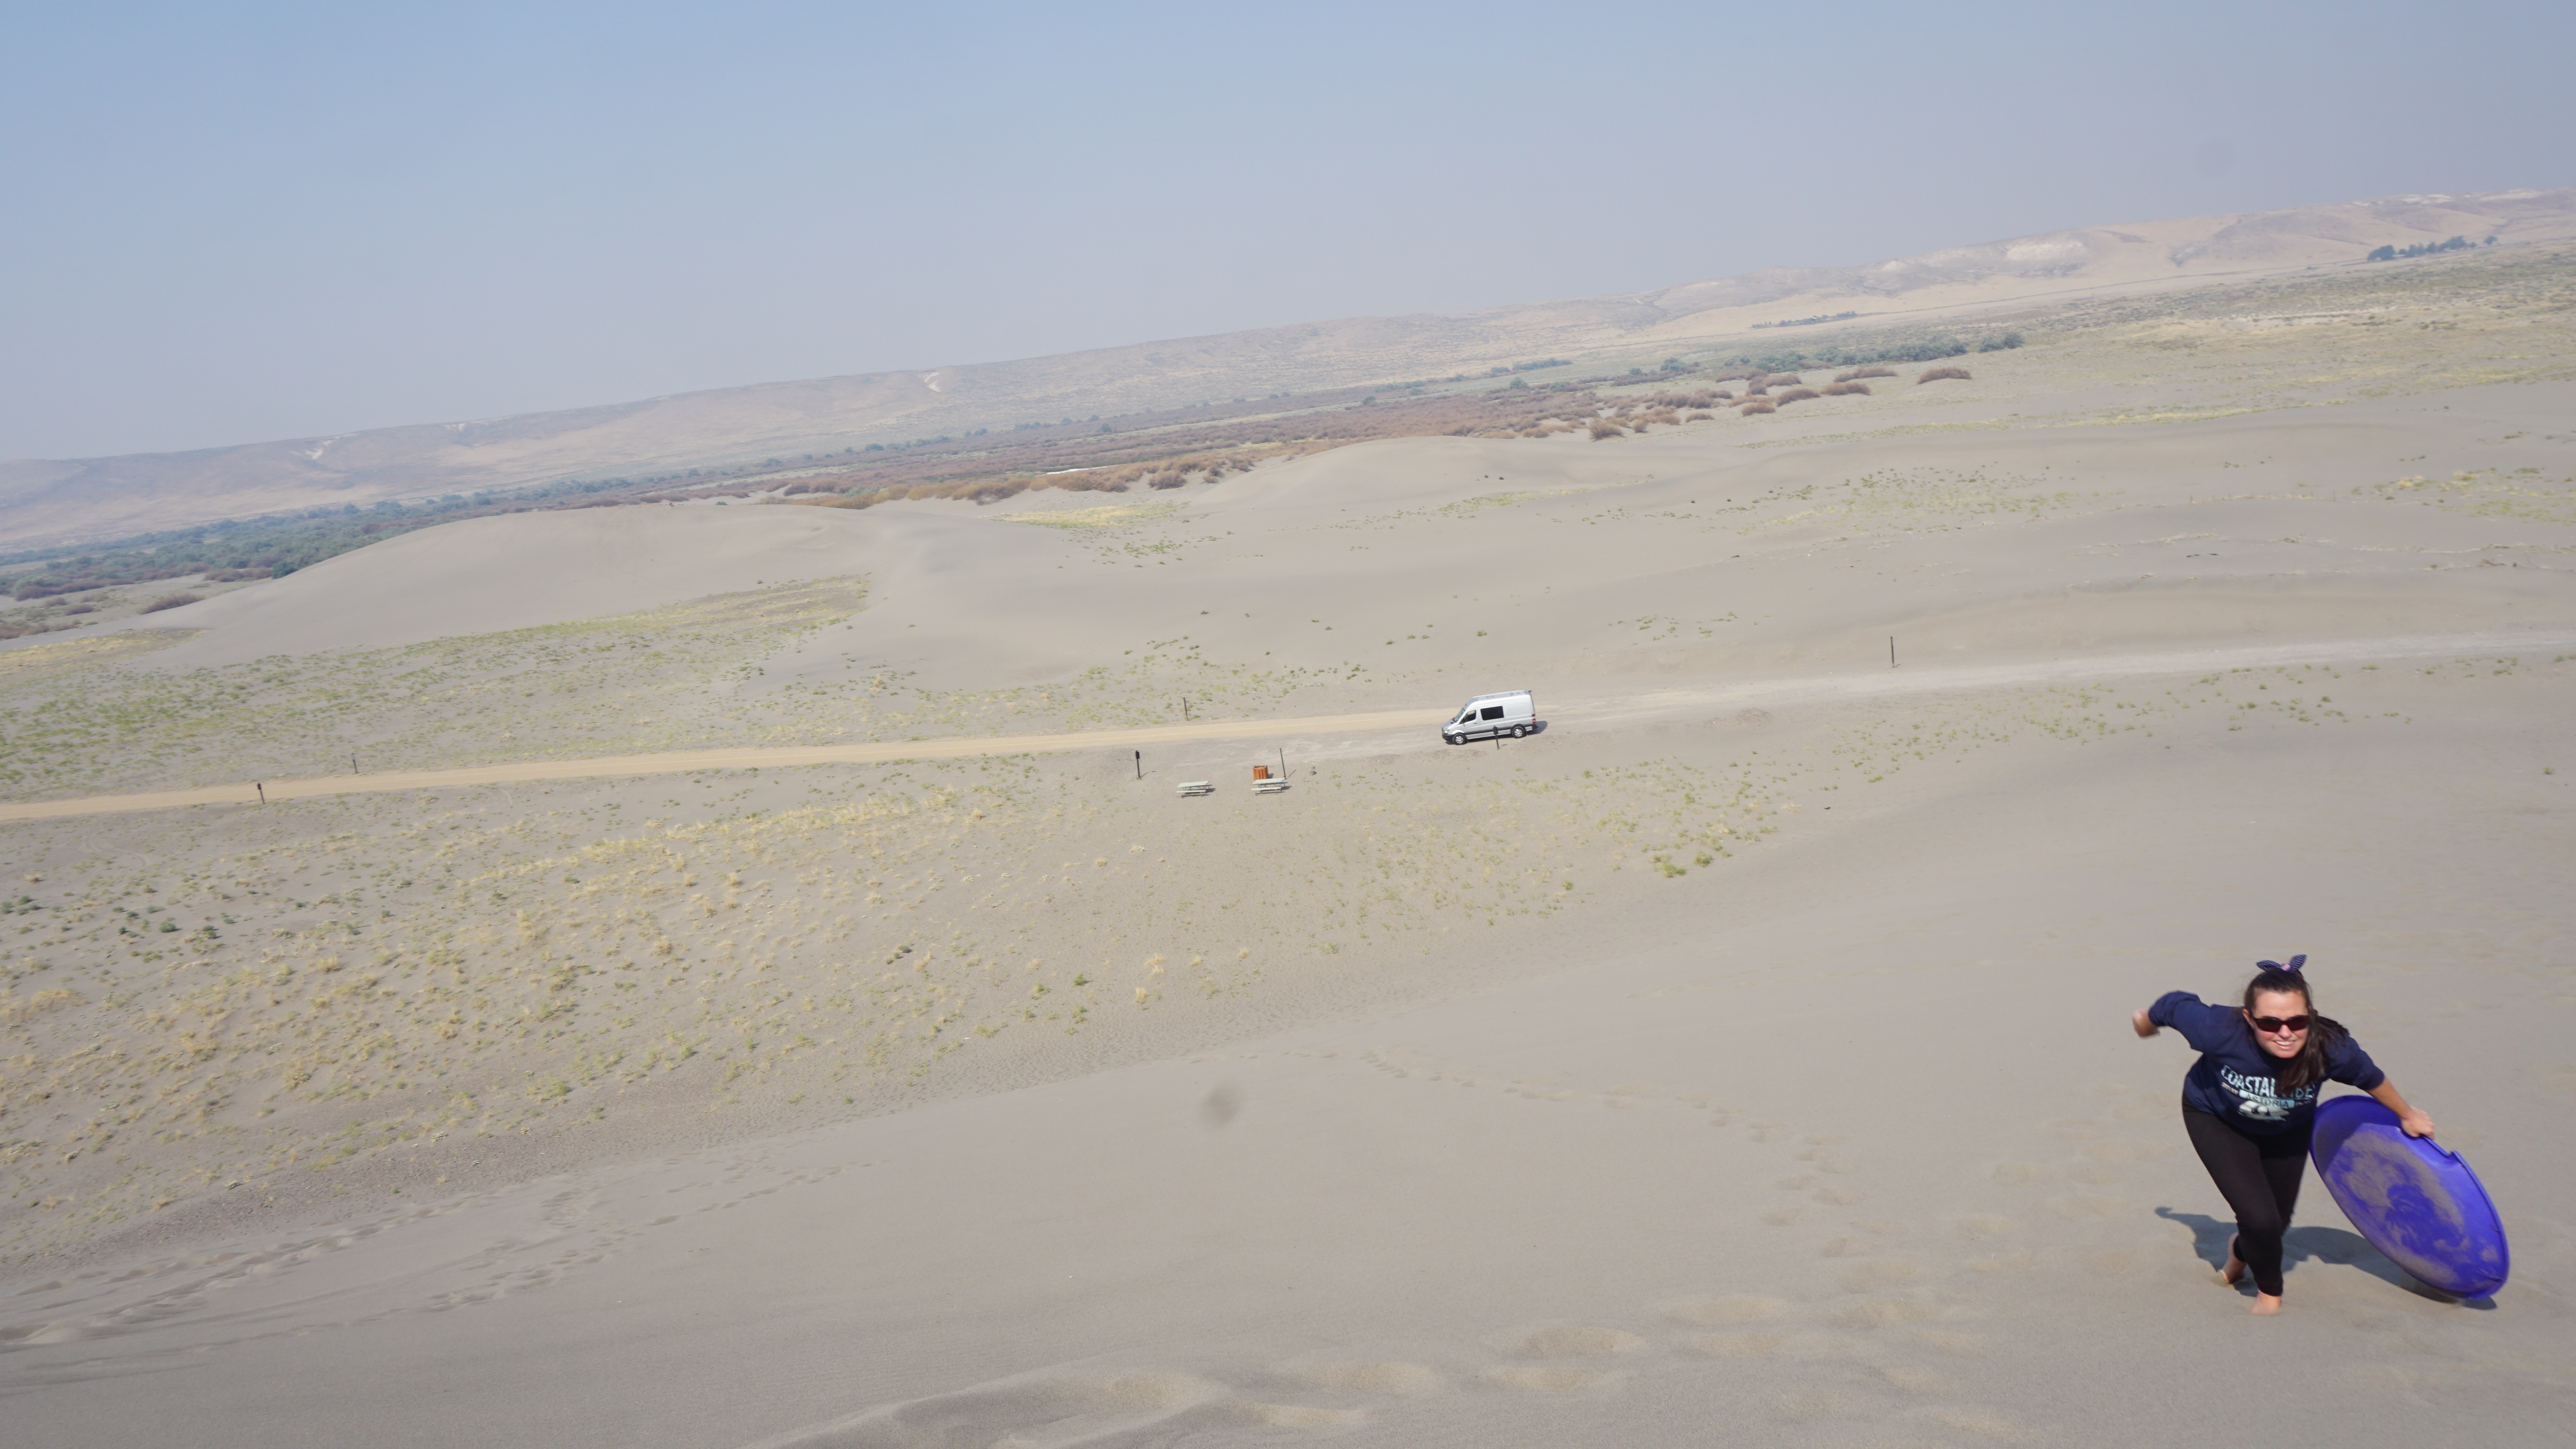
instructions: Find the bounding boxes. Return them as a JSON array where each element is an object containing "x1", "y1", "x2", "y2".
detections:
[{"x1": 2246, "y1": 1013, "x2": 2312, "y2": 1034}]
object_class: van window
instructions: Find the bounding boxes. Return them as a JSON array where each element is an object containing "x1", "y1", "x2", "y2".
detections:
[{"x1": 1480, "y1": 706, "x2": 1505, "y2": 721}]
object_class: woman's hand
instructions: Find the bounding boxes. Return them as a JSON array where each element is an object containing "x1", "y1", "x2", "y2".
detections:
[
  {"x1": 2132, "y1": 1008, "x2": 2159, "y2": 1039},
  {"x1": 2368, "y1": 1080, "x2": 2434, "y2": 1139}
]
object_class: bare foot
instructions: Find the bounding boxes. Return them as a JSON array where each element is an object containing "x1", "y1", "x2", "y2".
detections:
[
  {"x1": 2221, "y1": 1237, "x2": 2246, "y2": 1287},
  {"x1": 2250, "y1": 1293, "x2": 2282, "y2": 1316}
]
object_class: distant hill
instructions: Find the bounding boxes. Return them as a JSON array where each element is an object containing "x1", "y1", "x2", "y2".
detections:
[{"x1": 5, "y1": 186, "x2": 2570, "y2": 553}]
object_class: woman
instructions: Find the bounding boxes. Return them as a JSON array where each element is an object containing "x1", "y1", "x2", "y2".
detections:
[{"x1": 2132, "y1": 955, "x2": 2435, "y2": 1315}]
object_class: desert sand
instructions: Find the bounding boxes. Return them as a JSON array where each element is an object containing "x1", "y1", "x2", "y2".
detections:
[{"x1": 1, "y1": 248, "x2": 2573, "y2": 1447}]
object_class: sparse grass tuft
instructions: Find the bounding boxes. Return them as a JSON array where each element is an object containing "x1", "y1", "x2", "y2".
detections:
[
  {"x1": 1738, "y1": 400, "x2": 1777, "y2": 415},
  {"x1": 1820, "y1": 381, "x2": 1871, "y2": 397},
  {"x1": 141, "y1": 593, "x2": 203, "y2": 613},
  {"x1": 1773, "y1": 388, "x2": 1822, "y2": 406},
  {"x1": 1834, "y1": 366, "x2": 1898, "y2": 383},
  {"x1": 1917, "y1": 366, "x2": 1973, "y2": 385}
]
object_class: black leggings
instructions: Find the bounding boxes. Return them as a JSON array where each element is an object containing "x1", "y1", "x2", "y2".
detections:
[{"x1": 2182, "y1": 1107, "x2": 2311, "y2": 1297}]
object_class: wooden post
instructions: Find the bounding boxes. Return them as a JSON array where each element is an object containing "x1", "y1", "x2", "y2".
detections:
[
  {"x1": 1133, "y1": 750, "x2": 1141, "y2": 780},
  {"x1": 1889, "y1": 636, "x2": 1897, "y2": 668},
  {"x1": 255, "y1": 782, "x2": 265, "y2": 805}
]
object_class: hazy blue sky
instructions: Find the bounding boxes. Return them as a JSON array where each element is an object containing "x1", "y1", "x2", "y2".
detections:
[{"x1": 4, "y1": 0, "x2": 2567, "y2": 461}]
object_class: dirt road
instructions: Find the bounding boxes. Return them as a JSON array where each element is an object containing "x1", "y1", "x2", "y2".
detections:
[{"x1": 4, "y1": 629, "x2": 2567, "y2": 825}]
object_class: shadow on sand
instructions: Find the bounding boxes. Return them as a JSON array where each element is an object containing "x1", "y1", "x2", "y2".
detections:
[{"x1": 2154, "y1": 1207, "x2": 2495, "y2": 1309}]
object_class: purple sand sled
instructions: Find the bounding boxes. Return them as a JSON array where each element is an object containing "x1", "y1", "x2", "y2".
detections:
[{"x1": 2310, "y1": 1095, "x2": 2509, "y2": 1299}]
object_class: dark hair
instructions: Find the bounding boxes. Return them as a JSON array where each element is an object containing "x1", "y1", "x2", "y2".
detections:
[{"x1": 2240, "y1": 956, "x2": 2350, "y2": 1094}]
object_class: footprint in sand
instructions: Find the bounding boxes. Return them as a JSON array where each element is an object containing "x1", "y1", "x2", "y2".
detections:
[
  {"x1": 1288, "y1": 1361, "x2": 1441, "y2": 1396},
  {"x1": 1478, "y1": 1325, "x2": 1643, "y2": 1394},
  {"x1": 743, "y1": 1370, "x2": 1228, "y2": 1449},
  {"x1": 1920, "y1": 1405, "x2": 2028, "y2": 1440},
  {"x1": 1770, "y1": 1386, "x2": 1878, "y2": 1422},
  {"x1": 1953, "y1": 1214, "x2": 2020, "y2": 1241},
  {"x1": 1910, "y1": 1328, "x2": 1994, "y2": 1355},
  {"x1": 1482, "y1": 1365, "x2": 1628, "y2": 1392},
  {"x1": 1686, "y1": 1330, "x2": 1790, "y2": 1356},
  {"x1": 2082, "y1": 1139, "x2": 2169, "y2": 1163},
  {"x1": 1658, "y1": 1294, "x2": 1788, "y2": 1326},
  {"x1": 2046, "y1": 1194, "x2": 2131, "y2": 1220},
  {"x1": 1218, "y1": 1402, "x2": 1365, "y2": 1429},
  {"x1": 1831, "y1": 1297, "x2": 1939, "y2": 1330},
  {"x1": 749, "y1": 1364, "x2": 1394, "y2": 1448},
  {"x1": 1838, "y1": 1259, "x2": 1924, "y2": 1292},
  {"x1": 1494, "y1": 1324, "x2": 1645, "y2": 1358}
]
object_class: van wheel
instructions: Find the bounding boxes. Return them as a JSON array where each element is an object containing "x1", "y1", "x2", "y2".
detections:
[{"x1": 1512, "y1": 724, "x2": 1527, "y2": 739}]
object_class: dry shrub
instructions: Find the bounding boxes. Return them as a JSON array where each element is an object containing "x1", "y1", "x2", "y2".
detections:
[
  {"x1": 1741, "y1": 383, "x2": 1770, "y2": 397},
  {"x1": 1761, "y1": 373, "x2": 1802, "y2": 386},
  {"x1": 1738, "y1": 399, "x2": 1777, "y2": 415},
  {"x1": 1820, "y1": 381, "x2": 1871, "y2": 397},
  {"x1": 1917, "y1": 366, "x2": 1972, "y2": 384},
  {"x1": 1773, "y1": 387, "x2": 1821, "y2": 406},
  {"x1": 1589, "y1": 421, "x2": 1627, "y2": 440},
  {"x1": 1685, "y1": 411, "x2": 1713, "y2": 422},
  {"x1": 141, "y1": 593, "x2": 203, "y2": 613},
  {"x1": 1713, "y1": 389, "x2": 1735, "y2": 401},
  {"x1": 1834, "y1": 366, "x2": 1898, "y2": 383},
  {"x1": 1645, "y1": 408, "x2": 1682, "y2": 426}
]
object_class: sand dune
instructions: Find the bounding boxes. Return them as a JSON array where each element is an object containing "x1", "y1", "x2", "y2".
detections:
[
  {"x1": 128, "y1": 506, "x2": 878, "y2": 668},
  {"x1": 2, "y1": 240, "x2": 2573, "y2": 1448}
]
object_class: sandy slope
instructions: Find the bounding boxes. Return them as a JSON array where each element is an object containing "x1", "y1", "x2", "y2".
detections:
[
  {"x1": 126, "y1": 505, "x2": 877, "y2": 667},
  {"x1": 3, "y1": 671, "x2": 2568, "y2": 1449},
  {"x1": 2, "y1": 281, "x2": 2574, "y2": 1447}
]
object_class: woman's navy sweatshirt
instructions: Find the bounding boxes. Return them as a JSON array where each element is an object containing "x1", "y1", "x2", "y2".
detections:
[{"x1": 2148, "y1": 991, "x2": 2384, "y2": 1135}]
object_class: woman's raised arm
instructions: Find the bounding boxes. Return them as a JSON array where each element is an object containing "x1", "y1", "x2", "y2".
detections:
[{"x1": 2367, "y1": 1079, "x2": 2435, "y2": 1139}]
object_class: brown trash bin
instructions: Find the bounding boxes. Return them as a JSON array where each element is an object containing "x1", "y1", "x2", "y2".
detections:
[{"x1": 1252, "y1": 765, "x2": 1271, "y2": 781}]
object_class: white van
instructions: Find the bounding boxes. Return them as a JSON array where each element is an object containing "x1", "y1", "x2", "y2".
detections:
[{"x1": 1442, "y1": 689, "x2": 1538, "y2": 744}]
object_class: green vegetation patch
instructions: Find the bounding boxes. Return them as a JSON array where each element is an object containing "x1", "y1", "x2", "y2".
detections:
[{"x1": 0, "y1": 581, "x2": 869, "y2": 800}]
